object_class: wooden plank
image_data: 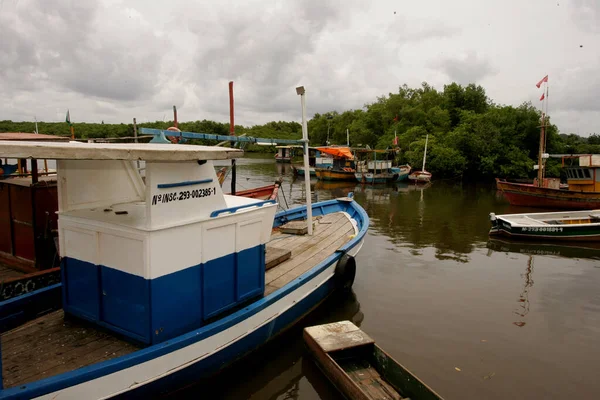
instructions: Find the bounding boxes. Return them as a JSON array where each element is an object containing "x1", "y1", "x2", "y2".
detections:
[
  {"x1": 0, "y1": 265, "x2": 24, "y2": 281},
  {"x1": 265, "y1": 246, "x2": 291, "y2": 270},
  {"x1": 265, "y1": 217, "x2": 353, "y2": 284},
  {"x1": 279, "y1": 220, "x2": 310, "y2": 235},
  {"x1": 1, "y1": 310, "x2": 138, "y2": 388},
  {"x1": 303, "y1": 328, "x2": 372, "y2": 400},
  {"x1": 339, "y1": 357, "x2": 402, "y2": 400},
  {"x1": 270, "y1": 213, "x2": 345, "y2": 251},
  {"x1": 305, "y1": 321, "x2": 374, "y2": 352},
  {"x1": 265, "y1": 222, "x2": 353, "y2": 292}
]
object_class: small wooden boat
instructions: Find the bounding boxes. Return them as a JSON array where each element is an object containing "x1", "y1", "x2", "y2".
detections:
[
  {"x1": 304, "y1": 321, "x2": 443, "y2": 400},
  {"x1": 234, "y1": 179, "x2": 282, "y2": 200},
  {"x1": 408, "y1": 135, "x2": 432, "y2": 184},
  {"x1": 354, "y1": 150, "x2": 397, "y2": 184},
  {"x1": 391, "y1": 165, "x2": 411, "y2": 182},
  {"x1": 315, "y1": 146, "x2": 356, "y2": 181},
  {"x1": 408, "y1": 170, "x2": 432, "y2": 184},
  {"x1": 316, "y1": 168, "x2": 357, "y2": 181},
  {"x1": 489, "y1": 209, "x2": 600, "y2": 241},
  {"x1": 275, "y1": 145, "x2": 295, "y2": 163}
]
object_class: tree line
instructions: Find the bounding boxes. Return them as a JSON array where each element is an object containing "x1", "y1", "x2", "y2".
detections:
[{"x1": 1, "y1": 82, "x2": 598, "y2": 181}]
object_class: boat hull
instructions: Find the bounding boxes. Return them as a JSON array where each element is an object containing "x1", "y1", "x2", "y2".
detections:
[
  {"x1": 408, "y1": 171, "x2": 431, "y2": 184},
  {"x1": 315, "y1": 169, "x2": 356, "y2": 181},
  {"x1": 391, "y1": 166, "x2": 410, "y2": 182},
  {"x1": 496, "y1": 179, "x2": 600, "y2": 209},
  {"x1": 355, "y1": 172, "x2": 395, "y2": 184},
  {"x1": 489, "y1": 214, "x2": 600, "y2": 241},
  {"x1": 293, "y1": 166, "x2": 316, "y2": 177},
  {"x1": 0, "y1": 199, "x2": 368, "y2": 400},
  {"x1": 233, "y1": 183, "x2": 279, "y2": 200}
]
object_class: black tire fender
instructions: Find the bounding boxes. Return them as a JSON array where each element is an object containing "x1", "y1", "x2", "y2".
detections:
[{"x1": 335, "y1": 253, "x2": 356, "y2": 290}]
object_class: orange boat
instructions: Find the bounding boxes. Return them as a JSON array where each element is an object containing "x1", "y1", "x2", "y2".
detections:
[{"x1": 314, "y1": 146, "x2": 356, "y2": 181}]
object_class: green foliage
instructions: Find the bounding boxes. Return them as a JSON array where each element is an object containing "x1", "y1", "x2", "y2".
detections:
[{"x1": 0, "y1": 81, "x2": 592, "y2": 181}]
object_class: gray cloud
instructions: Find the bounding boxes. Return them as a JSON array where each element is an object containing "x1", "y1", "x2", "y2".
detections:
[
  {"x1": 437, "y1": 52, "x2": 495, "y2": 85},
  {"x1": 0, "y1": 0, "x2": 599, "y2": 135},
  {"x1": 571, "y1": 0, "x2": 600, "y2": 33},
  {"x1": 0, "y1": 0, "x2": 164, "y2": 102}
]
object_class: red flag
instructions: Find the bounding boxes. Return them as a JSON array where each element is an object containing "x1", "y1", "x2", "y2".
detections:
[
  {"x1": 393, "y1": 136, "x2": 398, "y2": 145},
  {"x1": 539, "y1": 93, "x2": 545, "y2": 101},
  {"x1": 393, "y1": 115, "x2": 398, "y2": 122},
  {"x1": 536, "y1": 75, "x2": 548, "y2": 88}
]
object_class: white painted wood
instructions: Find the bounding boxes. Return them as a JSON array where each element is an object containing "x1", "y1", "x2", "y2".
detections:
[
  {"x1": 147, "y1": 224, "x2": 203, "y2": 279},
  {"x1": 99, "y1": 233, "x2": 145, "y2": 277},
  {"x1": 0, "y1": 141, "x2": 241, "y2": 161},
  {"x1": 237, "y1": 218, "x2": 264, "y2": 253},
  {"x1": 57, "y1": 160, "x2": 145, "y2": 212},
  {"x1": 203, "y1": 224, "x2": 236, "y2": 263},
  {"x1": 145, "y1": 161, "x2": 227, "y2": 230},
  {"x1": 61, "y1": 227, "x2": 98, "y2": 264}
]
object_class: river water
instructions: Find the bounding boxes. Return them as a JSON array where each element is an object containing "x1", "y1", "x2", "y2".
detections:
[{"x1": 174, "y1": 155, "x2": 600, "y2": 400}]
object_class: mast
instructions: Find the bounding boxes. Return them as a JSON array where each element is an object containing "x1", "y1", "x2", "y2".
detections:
[
  {"x1": 296, "y1": 86, "x2": 313, "y2": 235},
  {"x1": 422, "y1": 134, "x2": 428, "y2": 171},
  {"x1": 537, "y1": 77, "x2": 549, "y2": 187},
  {"x1": 346, "y1": 128, "x2": 349, "y2": 146}
]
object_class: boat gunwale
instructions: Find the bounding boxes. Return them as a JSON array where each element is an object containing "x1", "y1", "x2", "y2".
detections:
[{"x1": 0, "y1": 197, "x2": 369, "y2": 399}]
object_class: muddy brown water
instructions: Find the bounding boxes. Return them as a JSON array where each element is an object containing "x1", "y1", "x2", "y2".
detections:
[{"x1": 170, "y1": 156, "x2": 600, "y2": 399}]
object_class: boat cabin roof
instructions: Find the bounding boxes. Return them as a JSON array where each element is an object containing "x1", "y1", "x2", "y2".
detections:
[
  {"x1": 0, "y1": 141, "x2": 242, "y2": 161},
  {"x1": 0, "y1": 132, "x2": 70, "y2": 142}
]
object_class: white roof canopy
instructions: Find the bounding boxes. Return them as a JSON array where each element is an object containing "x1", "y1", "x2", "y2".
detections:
[{"x1": 0, "y1": 141, "x2": 242, "y2": 161}]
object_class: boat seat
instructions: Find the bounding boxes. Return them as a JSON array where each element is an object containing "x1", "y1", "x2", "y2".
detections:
[{"x1": 546, "y1": 220, "x2": 564, "y2": 225}]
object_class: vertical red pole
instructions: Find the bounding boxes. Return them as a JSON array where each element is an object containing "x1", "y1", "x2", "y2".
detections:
[
  {"x1": 229, "y1": 82, "x2": 235, "y2": 135},
  {"x1": 229, "y1": 81, "x2": 236, "y2": 195}
]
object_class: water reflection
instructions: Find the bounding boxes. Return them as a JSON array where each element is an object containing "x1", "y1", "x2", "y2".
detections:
[
  {"x1": 487, "y1": 238, "x2": 600, "y2": 261},
  {"x1": 169, "y1": 290, "x2": 363, "y2": 399},
  {"x1": 513, "y1": 256, "x2": 535, "y2": 327}
]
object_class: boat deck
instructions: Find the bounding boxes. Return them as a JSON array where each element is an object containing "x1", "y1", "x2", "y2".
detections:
[
  {"x1": 1, "y1": 212, "x2": 355, "y2": 389},
  {"x1": 0, "y1": 264, "x2": 25, "y2": 282},
  {"x1": 1, "y1": 310, "x2": 139, "y2": 389},
  {"x1": 265, "y1": 211, "x2": 355, "y2": 295}
]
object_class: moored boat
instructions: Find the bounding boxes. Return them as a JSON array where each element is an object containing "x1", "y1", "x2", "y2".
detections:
[
  {"x1": 408, "y1": 135, "x2": 432, "y2": 184},
  {"x1": 275, "y1": 145, "x2": 296, "y2": 163},
  {"x1": 391, "y1": 164, "x2": 411, "y2": 182},
  {"x1": 489, "y1": 209, "x2": 600, "y2": 241},
  {"x1": 354, "y1": 149, "x2": 397, "y2": 184},
  {"x1": 496, "y1": 154, "x2": 600, "y2": 209},
  {"x1": 314, "y1": 146, "x2": 356, "y2": 182},
  {"x1": 0, "y1": 140, "x2": 369, "y2": 399},
  {"x1": 303, "y1": 321, "x2": 443, "y2": 400}
]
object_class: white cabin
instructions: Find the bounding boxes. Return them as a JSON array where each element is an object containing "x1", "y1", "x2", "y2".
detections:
[{"x1": 0, "y1": 142, "x2": 277, "y2": 344}]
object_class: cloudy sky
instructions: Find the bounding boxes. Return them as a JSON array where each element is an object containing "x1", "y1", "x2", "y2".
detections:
[{"x1": 1, "y1": 0, "x2": 599, "y2": 135}]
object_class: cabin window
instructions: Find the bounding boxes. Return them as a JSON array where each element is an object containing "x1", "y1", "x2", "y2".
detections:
[
  {"x1": 577, "y1": 169, "x2": 584, "y2": 178},
  {"x1": 584, "y1": 169, "x2": 591, "y2": 178}
]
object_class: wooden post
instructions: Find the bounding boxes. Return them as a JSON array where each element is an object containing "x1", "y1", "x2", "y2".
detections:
[
  {"x1": 70, "y1": 125, "x2": 74, "y2": 140},
  {"x1": 537, "y1": 114, "x2": 545, "y2": 187},
  {"x1": 229, "y1": 81, "x2": 236, "y2": 195},
  {"x1": 133, "y1": 118, "x2": 140, "y2": 169},
  {"x1": 31, "y1": 159, "x2": 38, "y2": 184},
  {"x1": 133, "y1": 118, "x2": 138, "y2": 143}
]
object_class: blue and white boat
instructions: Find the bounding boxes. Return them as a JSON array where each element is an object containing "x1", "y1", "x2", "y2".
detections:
[{"x1": 0, "y1": 140, "x2": 368, "y2": 399}]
